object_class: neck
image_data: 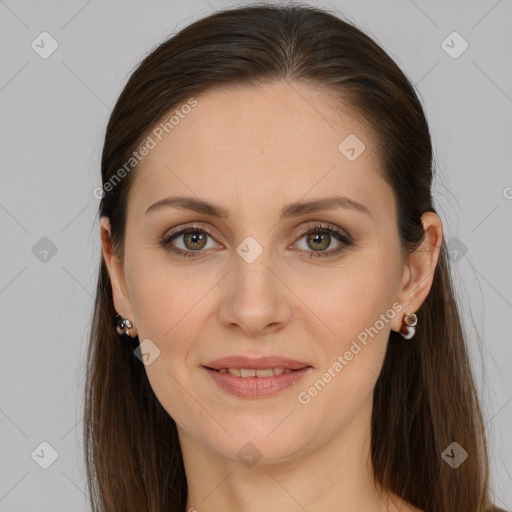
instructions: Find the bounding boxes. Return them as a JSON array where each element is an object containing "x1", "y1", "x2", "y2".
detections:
[{"x1": 179, "y1": 399, "x2": 409, "y2": 512}]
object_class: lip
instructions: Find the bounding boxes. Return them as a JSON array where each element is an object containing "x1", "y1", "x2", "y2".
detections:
[
  {"x1": 203, "y1": 355, "x2": 312, "y2": 371},
  {"x1": 203, "y1": 365, "x2": 313, "y2": 398}
]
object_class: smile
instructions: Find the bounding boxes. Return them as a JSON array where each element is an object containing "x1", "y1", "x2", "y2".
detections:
[
  {"x1": 211, "y1": 367, "x2": 294, "y2": 376},
  {"x1": 203, "y1": 366, "x2": 312, "y2": 398}
]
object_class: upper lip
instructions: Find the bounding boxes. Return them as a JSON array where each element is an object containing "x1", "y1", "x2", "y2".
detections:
[{"x1": 203, "y1": 356, "x2": 312, "y2": 371}]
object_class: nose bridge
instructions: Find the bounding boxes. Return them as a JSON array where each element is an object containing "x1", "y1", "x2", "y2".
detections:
[
  {"x1": 232, "y1": 235, "x2": 276, "y2": 303},
  {"x1": 218, "y1": 234, "x2": 290, "y2": 333}
]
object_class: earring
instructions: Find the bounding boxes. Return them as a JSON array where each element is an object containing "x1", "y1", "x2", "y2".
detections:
[
  {"x1": 399, "y1": 312, "x2": 417, "y2": 340},
  {"x1": 115, "y1": 314, "x2": 135, "y2": 338}
]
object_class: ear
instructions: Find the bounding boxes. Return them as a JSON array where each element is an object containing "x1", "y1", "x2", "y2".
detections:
[
  {"x1": 390, "y1": 211, "x2": 443, "y2": 333},
  {"x1": 100, "y1": 216, "x2": 137, "y2": 337}
]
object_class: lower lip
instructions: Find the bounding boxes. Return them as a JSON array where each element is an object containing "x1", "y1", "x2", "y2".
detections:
[{"x1": 203, "y1": 366, "x2": 313, "y2": 398}]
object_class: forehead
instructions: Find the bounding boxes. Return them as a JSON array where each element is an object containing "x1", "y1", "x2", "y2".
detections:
[{"x1": 127, "y1": 81, "x2": 389, "y2": 220}]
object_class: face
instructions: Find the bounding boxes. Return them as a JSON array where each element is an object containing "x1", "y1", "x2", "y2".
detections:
[{"x1": 103, "y1": 80, "x2": 413, "y2": 465}]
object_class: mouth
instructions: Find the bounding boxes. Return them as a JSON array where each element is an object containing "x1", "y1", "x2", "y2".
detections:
[
  {"x1": 203, "y1": 355, "x2": 312, "y2": 371},
  {"x1": 202, "y1": 363, "x2": 313, "y2": 398},
  {"x1": 204, "y1": 367, "x2": 307, "y2": 376}
]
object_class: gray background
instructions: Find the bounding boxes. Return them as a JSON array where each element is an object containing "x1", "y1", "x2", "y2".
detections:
[{"x1": 0, "y1": 0, "x2": 511, "y2": 510}]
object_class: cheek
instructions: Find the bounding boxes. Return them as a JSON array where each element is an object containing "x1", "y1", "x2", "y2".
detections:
[
  {"x1": 126, "y1": 263, "x2": 211, "y2": 428},
  {"x1": 292, "y1": 252, "x2": 401, "y2": 409},
  {"x1": 126, "y1": 252, "x2": 210, "y2": 346},
  {"x1": 297, "y1": 254, "x2": 399, "y2": 346},
  {"x1": 293, "y1": 274, "x2": 394, "y2": 435}
]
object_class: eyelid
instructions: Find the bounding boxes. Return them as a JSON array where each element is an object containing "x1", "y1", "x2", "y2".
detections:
[
  {"x1": 292, "y1": 222, "x2": 352, "y2": 244},
  {"x1": 162, "y1": 223, "x2": 219, "y2": 243}
]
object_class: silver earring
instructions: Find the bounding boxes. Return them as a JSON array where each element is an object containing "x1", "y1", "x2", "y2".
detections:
[
  {"x1": 115, "y1": 314, "x2": 134, "y2": 337},
  {"x1": 399, "y1": 312, "x2": 417, "y2": 340}
]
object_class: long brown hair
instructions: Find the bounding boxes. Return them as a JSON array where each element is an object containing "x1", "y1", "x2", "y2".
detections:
[{"x1": 83, "y1": 3, "x2": 501, "y2": 511}]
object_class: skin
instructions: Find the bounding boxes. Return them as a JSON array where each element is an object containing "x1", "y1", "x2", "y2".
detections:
[{"x1": 101, "y1": 80, "x2": 442, "y2": 511}]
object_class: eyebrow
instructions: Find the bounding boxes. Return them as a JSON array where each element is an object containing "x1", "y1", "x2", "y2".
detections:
[{"x1": 145, "y1": 195, "x2": 372, "y2": 220}]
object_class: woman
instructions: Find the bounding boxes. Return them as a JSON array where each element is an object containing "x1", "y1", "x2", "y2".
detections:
[{"x1": 84, "y1": 3, "x2": 505, "y2": 511}]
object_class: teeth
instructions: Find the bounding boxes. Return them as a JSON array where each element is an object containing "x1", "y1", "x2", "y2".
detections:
[
  {"x1": 255, "y1": 369, "x2": 273, "y2": 377},
  {"x1": 220, "y1": 368, "x2": 290, "y2": 377}
]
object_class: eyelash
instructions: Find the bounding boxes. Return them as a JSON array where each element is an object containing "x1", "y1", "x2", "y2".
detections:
[{"x1": 159, "y1": 223, "x2": 353, "y2": 259}]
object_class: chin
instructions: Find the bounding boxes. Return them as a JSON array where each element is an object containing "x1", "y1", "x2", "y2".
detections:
[{"x1": 202, "y1": 416, "x2": 314, "y2": 466}]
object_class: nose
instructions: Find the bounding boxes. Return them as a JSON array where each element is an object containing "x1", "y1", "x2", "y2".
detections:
[{"x1": 217, "y1": 247, "x2": 292, "y2": 337}]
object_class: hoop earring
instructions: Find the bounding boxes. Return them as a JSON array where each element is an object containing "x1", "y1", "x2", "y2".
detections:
[{"x1": 399, "y1": 312, "x2": 417, "y2": 340}]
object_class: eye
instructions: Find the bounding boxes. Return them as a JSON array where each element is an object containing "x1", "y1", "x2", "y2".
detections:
[
  {"x1": 160, "y1": 222, "x2": 353, "y2": 259},
  {"x1": 293, "y1": 223, "x2": 353, "y2": 259},
  {"x1": 160, "y1": 225, "x2": 219, "y2": 258}
]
